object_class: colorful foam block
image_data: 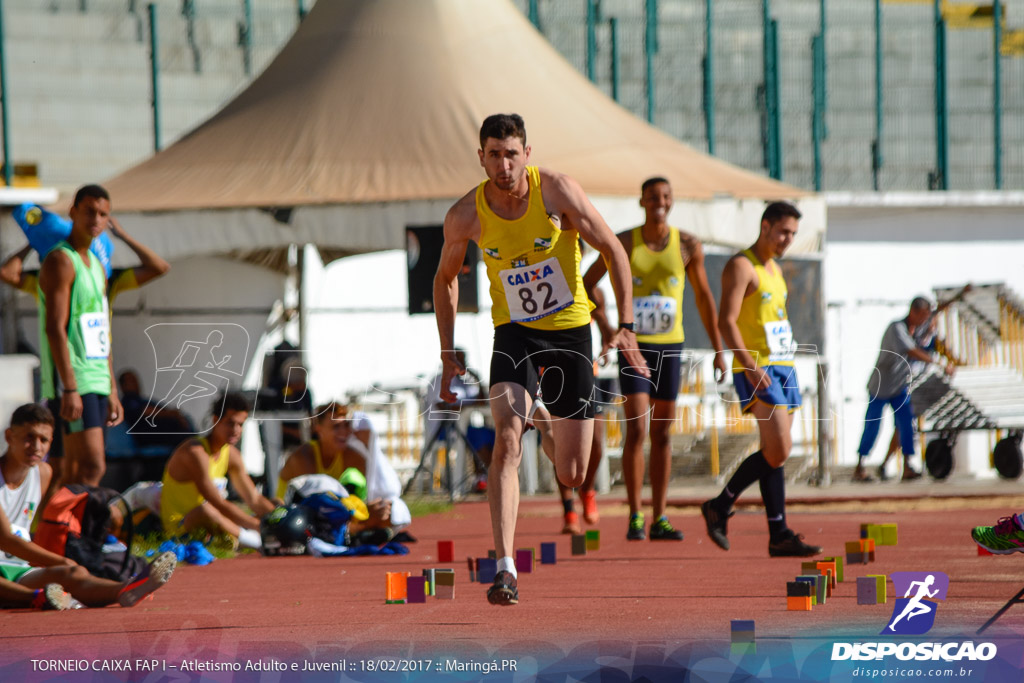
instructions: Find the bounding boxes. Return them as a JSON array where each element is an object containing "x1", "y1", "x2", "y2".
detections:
[
  {"x1": 816, "y1": 561, "x2": 837, "y2": 590},
  {"x1": 515, "y1": 548, "x2": 534, "y2": 573},
  {"x1": 879, "y1": 523, "x2": 898, "y2": 546},
  {"x1": 824, "y1": 556, "x2": 844, "y2": 582},
  {"x1": 437, "y1": 540, "x2": 454, "y2": 563},
  {"x1": 585, "y1": 529, "x2": 600, "y2": 551},
  {"x1": 731, "y1": 631, "x2": 755, "y2": 643},
  {"x1": 816, "y1": 578, "x2": 827, "y2": 605},
  {"x1": 801, "y1": 561, "x2": 819, "y2": 573},
  {"x1": 731, "y1": 643, "x2": 757, "y2": 655},
  {"x1": 422, "y1": 569, "x2": 436, "y2": 596},
  {"x1": 845, "y1": 541, "x2": 861, "y2": 554},
  {"x1": 795, "y1": 576, "x2": 817, "y2": 605},
  {"x1": 787, "y1": 596, "x2": 812, "y2": 611},
  {"x1": 857, "y1": 577, "x2": 876, "y2": 605},
  {"x1": 571, "y1": 534, "x2": 587, "y2": 555},
  {"x1": 846, "y1": 551, "x2": 865, "y2": 566},
  {"x1": 540, "y1": 542, "x2": 557, "y2": 564},
  {"x1": 731, "y1": 620, "x2": 755, "y2": 633},
  {"x1": 435, "y1": 570, "x2": 455, "y2": 600},
  {"x1": 487, "y1": 549, "x2": 497, "y2": 560},
  {"x1": 467, "y1": 557, "x2": 476, "y2": 582},
  {"x1": 477, "y1": 558, "x2": 497, "y2": 584},
  {"x1": 406, "y1": 576, "x2": 427, "y2": 603},
  {"x1": 787, "y1": 581, "x2": 813, "y2": 597},
  {"x1": 860, "y1": 538, "x2": 876, "y2": 562},
  {"x1": 385, "y1": 571, "x2": 410, "y2": 604},
  {"x1": 869, "y1": 574, "x2": 887, "y2": 603},
  {"x1": 861, "y1": 524, "x2": 883, "y2": 544}
]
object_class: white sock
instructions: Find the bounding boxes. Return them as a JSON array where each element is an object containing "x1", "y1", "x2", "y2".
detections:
[
  {"x1": 237, "y1": 528, "x2": 262, "y2": 549},
  {"x1": 496, "y1": 556, "x2": 517, "y2": 578}
]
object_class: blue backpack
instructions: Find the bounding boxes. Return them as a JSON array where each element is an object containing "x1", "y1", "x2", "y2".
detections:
[{"x1": 13, "y1": 203, "x2": 114, "y2": 278}]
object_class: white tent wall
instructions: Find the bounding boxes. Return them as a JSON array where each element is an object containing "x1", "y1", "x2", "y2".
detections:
[{"x1": 825, "y1": 193, "x2": 1024, "y2": 478}]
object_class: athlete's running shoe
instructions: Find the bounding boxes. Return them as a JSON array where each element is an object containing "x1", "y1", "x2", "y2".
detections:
[
  {"x1": 562, "y1": 511, "x2": 582, "y2": 535},
  {"x1": 972, "y1": 515, "x2": 1024, "y2": 555},
  {"x1": 701, "y1": 500, "x2": 732, "y2": 550},
  {"x1": 32, "y1": 584, "x2": 73, "y2": 611},
  {"x1": 649, "y1": 516, "x2": 684, "y2": 541},
  {"x1": 118, "y1": 550, "x2": 176, "y2": 607},
  {"x1": 627, "y1": 512, "x2": 645, "y2": 541},
  {"x1": 768, "y1": 531, "x2": 822, "y2": 558},
  {"x1": 486, "y1": 570, "x2": 518, "y2": 606},
  {"x1": 581, "y1": 489, "x2": 599, "y2": 525}
]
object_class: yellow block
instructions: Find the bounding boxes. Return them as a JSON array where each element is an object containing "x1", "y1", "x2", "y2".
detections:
[{"x1": 869, "y1": 574, "x2": 888, "y2": 604}]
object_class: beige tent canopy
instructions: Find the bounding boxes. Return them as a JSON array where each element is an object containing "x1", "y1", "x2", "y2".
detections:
[{"x1": 103, "y1": 0, "x2": 824, "y2": 269}]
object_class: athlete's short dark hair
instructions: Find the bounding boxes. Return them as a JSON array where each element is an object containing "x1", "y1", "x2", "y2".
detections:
[
  {"x1": 641, "y1": 177, "x2": 670, "y2": 194},
  {"x1": 212, "y1": 391, "x2": 250, "y2": 415},
  {"x1": 9, "y1": 403, "x2": 55, "y2": 429},
  {"x1": 761, "y1": 201, "x2": 802, "y2": 225},
  {"x1": 910, "y1": 297, "x2": 933, "y2": 312},
  {"x1": 479, "y1": 114, "x2": 527, "y2": 149},
  {"x1": 73, "y1": 184, "x2": 110, "y2": 207}
]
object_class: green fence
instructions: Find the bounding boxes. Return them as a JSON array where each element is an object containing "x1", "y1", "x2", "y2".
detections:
[{"x1": 513, "y1": 0, "x2": 1024, "y2": 192}]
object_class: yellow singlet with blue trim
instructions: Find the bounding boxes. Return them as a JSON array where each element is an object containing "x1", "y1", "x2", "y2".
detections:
[
  {"x1": 629, "y1": 227, "x2": 685, "y2": 344},
  {"x1": 276, "y1": 440, "x2": 345, "y2": 499},
  {"x1": 477, "y1": 166, "x2": 593, "y2": 331},
  {"x1": 732, "y1": 248, "x2": 796, "y2": 372}
]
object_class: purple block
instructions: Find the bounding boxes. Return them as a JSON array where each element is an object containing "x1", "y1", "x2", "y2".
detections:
[
  {"x1": 515, "y1": 549, "x2": 533, "y2": 573},
  {"x1": 541, "y1": 542, "x2": 556, "y2": 565},
  {"x1": 857, "y1": 577, "x2": 876, "y2": 605},
  {"x1": 478, "y1": 558, "x2": 497, "y2": 584},
  {"x1": 406, "y1": 576, "x2": 427, "y2": 603}
]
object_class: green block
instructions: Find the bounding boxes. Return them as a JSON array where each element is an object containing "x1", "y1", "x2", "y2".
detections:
[
  {"x1": 731, "y1": 630, "x2": 755, "y2": 643},
  {"x1": 879, "y1": 523, "x2": 898, "y2": 546},
  {"x1": 585, "y1": 529, "x2": 600, "y2": 551},
  {"x1": 731, "y1": 643, "x2": 757, "y2": 656},
  {"x1": 385, "y1": 600, "x2": 405, "y2": 605},
  {"x1": 816, "y1": 579, "x2": 827, "y2": 605}
]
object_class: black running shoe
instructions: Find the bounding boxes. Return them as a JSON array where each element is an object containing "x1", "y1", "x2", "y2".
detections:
[
  {"x1": 649, "y1": 516, "x2": 684, "y2": 541},
  {"x1": 701, "y1": 500, "x2": 732, "y2": 550},
  {"x1": 486, "y1": 570, "x2": 519, "y2": 606},
  {"x1": 626, "y1": 513, "x2": 646, "y2": 541},
  {"x1": 768, "y1": 531, "x2": 822, "y2": 558}
]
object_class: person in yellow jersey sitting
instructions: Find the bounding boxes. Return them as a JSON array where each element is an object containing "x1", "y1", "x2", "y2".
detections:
[
  {"x1": 434, "y1": 113, "x2": 648, "y2": 606},
  {"x1": 585, "y1": 177, "x2": 727, "y2": 542},
  {"x1": 161, "y1": 392, "x2": 279, "y2": 550},
  {"x1": 700, "y1": 202, "x2": 822, "y2": 558}
]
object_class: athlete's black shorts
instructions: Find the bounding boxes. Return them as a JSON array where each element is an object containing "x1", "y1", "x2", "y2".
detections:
[
  {"x1": 617, "y1": 341, "x2": 685, "y2": 402},
  {"x1": 490, "y1": 323, "x2": 595, "y2": 420},
  {"x1": 46, "y1": 393, "x2": 109, "y2": 438}
]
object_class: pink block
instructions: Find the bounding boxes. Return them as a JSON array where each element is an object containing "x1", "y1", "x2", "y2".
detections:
[
  {"x1": 515, "y1": 549, "x2": 533, "y2": 573},
  {"x1": 406, "y1": 576, "x2": 427, "y2": 603}
]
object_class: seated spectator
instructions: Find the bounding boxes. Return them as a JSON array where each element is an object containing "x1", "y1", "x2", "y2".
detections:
[
  {"x1": 160, "y1": 392, "x2": 278, "y2": 550},
  {"x1": 118, "y1": 369, "x2": 193, "y2": 452},
  {"x1": 0, "y1": 403, "x2": 175, "y2": 609},
  {"x1": 277, "y1": 403, "x2": 391, "y2": 530},
  {"x1": 349, "y1": 410, "x2": 412, "y2": 530}
]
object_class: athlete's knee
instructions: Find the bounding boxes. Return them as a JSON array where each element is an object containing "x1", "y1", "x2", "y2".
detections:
[
  {"x1": 762, "y1": 445, "x2": 789, "y2": 468},
  {"x1": 556, "y1": 463, "x2": 585, "y2": 488}
]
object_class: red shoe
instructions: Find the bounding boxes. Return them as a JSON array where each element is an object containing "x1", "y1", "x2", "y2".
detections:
[
  {"x1": 562, "y1": 511, "x2": 582, "y2": 535},
  {"x1": 580, "y1": 490, "x2": 599, "y2": 525}
]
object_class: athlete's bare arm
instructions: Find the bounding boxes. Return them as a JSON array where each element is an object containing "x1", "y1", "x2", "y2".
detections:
[
  {"x1": 541, "y1": 169, "x2": 648, "y2": 377},
  {"x1": 719, "y1": 253, "x2": 771, "y2": 388},
  {"x1": 39, "y1": 250, "x2": 83, "y2": 421},
  {"x1": 433, "y1": 191, "x2": 480, "y2": 402},
  {"x1": 227, "y1": 446, "x2": 279, "y2": 515},
  {"x1": 171, "y1": 441, "x2": 261, "y2": 530},
  {"x1": 108, "y1": 216, "x2": 170, "y2": 286},
  {"x1": 0, "y1": 244, "x2": 33, "y2": 290},
  {"x1": 0, "y1": 504, "x2": 75, "y2": 568},
  {"x1": 681, "y1": 232, "x2": 727, "y2": 380},
  {"x1": 583, "y1": 231, "x2": 631, "y2": 357},
  {"x1": 278, "y1": 444, "x2": 316, "y2": 484}
]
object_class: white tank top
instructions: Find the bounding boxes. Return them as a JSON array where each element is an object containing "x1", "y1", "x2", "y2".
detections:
[{"x1": 0, "y1": 465, "x2": 42, "y2": 565}]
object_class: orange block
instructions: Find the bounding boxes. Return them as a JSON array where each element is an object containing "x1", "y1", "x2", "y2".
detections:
[
  {"x1": 386, "y1": 571, "x2": 410, "y2": 602},
  {"x1": 860, "y1": 538, "x2": 876, "y2": 562},
  {"x1": 816, "y1": 561, "x2": 837, "y2": 589},
  {"x1": 787, "y1": 596, "x2": 812, "y2": 611}
]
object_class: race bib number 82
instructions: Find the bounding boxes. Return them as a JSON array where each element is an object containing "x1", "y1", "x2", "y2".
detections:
[{"x1": 500, "y1": 256, "x2": 573, "y2": 323}]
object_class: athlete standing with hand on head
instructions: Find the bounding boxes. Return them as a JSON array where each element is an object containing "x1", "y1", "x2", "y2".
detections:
[{"x1": 434, "y1": 113, "x2": 647, "y2": 605}]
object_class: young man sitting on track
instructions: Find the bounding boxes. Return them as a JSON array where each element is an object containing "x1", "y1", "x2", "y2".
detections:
[
  {"x1": 0, "y1": 403, "x2": 175, "y2": 609},
  {"x1": 161, "y1": 392, "x2": 279, "y2": 550}
]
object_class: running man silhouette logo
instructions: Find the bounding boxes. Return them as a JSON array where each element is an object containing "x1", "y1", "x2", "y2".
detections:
[
  {"x1": 137, "y1": 324, "x2": 250, "y2": 433},
  {"x1": 882, "y1": 571, "x2": 950, "y2": 635}
]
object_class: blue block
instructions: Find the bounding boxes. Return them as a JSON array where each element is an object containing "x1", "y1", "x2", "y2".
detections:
[
  {"x1": 477, "y1": 558, "x2": 497, "y2": 584},
  {"x1": 541, "y1": 542, "x2": 556, "y2": 564},
  {"x1": 731, "y1": 620, "x2": 754, "y2": 632}
]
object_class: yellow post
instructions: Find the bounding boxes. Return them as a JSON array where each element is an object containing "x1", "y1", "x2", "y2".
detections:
[{"x1": 710, "y1": 423, "x2": 720, "y2": 477}]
